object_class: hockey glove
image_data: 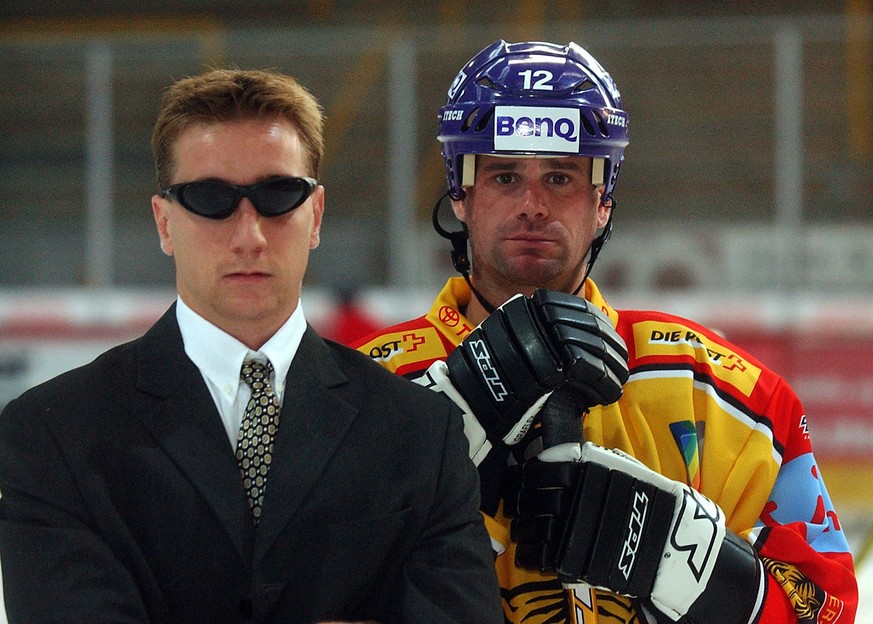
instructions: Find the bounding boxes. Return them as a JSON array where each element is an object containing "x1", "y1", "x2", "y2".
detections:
[
  {"x1": 529, "y1": 289, "x2": 628, "y2": 412},
  {"x1": 440, "y1": 290, "x2": 628, "y2": 449},
  {"x1": 512, "y1": 442, "x2": 764, "y2": 624}
]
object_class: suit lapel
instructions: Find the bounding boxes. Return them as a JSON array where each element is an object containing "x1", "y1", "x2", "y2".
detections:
[
  {"x1": 135, "y1": 306, "x2": 255, "y2": 563},
  {"x1": 254, "y1": 327, "x2": 357, "y2": 561}
]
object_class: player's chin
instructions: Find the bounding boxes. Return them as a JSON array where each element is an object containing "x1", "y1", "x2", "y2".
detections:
[{"x1": 505, "y1": 258, "x2": 567, "y2": 287}]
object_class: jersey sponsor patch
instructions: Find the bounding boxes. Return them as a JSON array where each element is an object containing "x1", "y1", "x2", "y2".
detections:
[
  {"x1": 358, "y1": 328, "x2": 447, "y2": 372},
  {"x1": 632, "y1": 321, "x2": 761, "y2": 396}
]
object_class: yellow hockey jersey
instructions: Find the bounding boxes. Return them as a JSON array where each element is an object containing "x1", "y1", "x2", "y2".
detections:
[{"x1": 354, "y1": 277, "x2": 856, "y2": 624}]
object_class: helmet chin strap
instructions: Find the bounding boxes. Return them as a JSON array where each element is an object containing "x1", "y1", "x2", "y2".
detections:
[
  {"x1": 432, "y1": 191, "x2": 616, "y2": 314},
  {"x1": 577, "y1": 192, "x2": 616, "y2": 293},
  {"x1": 432, "y1": 191, "x2": 498, "y2": 314}
]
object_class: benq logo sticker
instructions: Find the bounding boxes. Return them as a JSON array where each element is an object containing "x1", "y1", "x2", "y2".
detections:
[{"x1": 494, "y1": 106, "x2": 580, "y2": 153}]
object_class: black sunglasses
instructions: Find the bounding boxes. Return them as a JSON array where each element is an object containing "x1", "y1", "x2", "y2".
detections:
[{"x1": 160, "y1": 176, "x2": 318, "y2": 219}]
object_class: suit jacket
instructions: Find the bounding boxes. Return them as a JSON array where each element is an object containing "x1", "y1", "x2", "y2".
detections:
[{"x1": 0, "y1": 305, "x2": 502, "y2": 624}]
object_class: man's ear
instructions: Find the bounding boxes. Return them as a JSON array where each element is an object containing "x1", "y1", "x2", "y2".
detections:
[
  {"x1": 596, "y1": 188, "x2": 611, "y2": 229},
  {"x1": 309, "y1": 184, "x2": 325, "y2": 250},
  {"x1": 152, "y1": 195, "x2": 174, "y2": 257},
  {"x1": 451, "y1": 197, "x2": 467, "y2": 224}
]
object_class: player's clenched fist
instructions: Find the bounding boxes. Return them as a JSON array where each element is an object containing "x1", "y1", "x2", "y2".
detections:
[{"x1": 444, "y1": 290, "x2": 628, "y2": 446}]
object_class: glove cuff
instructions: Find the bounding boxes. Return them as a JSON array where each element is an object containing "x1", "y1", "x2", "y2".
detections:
[
  {"x1": 648, "y1": 530, "x2": 764, "y2": 624},
  {"x1": 682, "y1": 530, "x2": 764, "y2": 624}
]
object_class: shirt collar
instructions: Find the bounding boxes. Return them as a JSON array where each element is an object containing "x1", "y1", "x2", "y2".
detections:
[{"x1": 175, "y1": 296, "x2": 306, "y2": 402}]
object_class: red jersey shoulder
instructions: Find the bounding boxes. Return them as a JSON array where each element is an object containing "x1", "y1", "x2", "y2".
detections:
[{"x1": 352, "y1": 316, "x2": 454, "y2": 377}]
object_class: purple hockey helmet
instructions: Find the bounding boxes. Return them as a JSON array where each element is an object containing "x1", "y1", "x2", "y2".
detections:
[{"x1": 438, "y1": 40, "x2": 629, "y2": 201}]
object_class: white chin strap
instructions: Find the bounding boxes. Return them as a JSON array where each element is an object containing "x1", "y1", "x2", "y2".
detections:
[{"x1": 460, "y1": 154, "x2": 606, "y2": 187}]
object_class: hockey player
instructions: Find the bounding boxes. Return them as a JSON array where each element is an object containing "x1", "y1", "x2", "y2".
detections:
[{"x1": 354, "y1": 40, "x2": 858, "y2": 623}]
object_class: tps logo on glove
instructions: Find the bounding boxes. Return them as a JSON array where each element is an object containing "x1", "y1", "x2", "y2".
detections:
[
  {"x1": 467, "y1": 339, "x2": 509, "y2": 402},
  {"x1": 618, "y1": 490, "x2": 650, "y2": 581}
]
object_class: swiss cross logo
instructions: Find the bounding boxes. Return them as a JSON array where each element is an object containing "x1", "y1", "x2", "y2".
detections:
[
  {"x1": 403, "y1": 332, "x2": 425, "y2": 352},
  {"x1": 721, "y1": 354, "x2": 747, "y2": 372}
]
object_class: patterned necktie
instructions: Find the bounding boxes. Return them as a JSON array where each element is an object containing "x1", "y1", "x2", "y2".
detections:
[{"x1": 237, "y1": 359, "x2": 281, "y2": 525}]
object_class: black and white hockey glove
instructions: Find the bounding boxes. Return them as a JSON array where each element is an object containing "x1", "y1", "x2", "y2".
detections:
[
  {"x1": 417, "y1": 290, "x2": 628, "y2": 464},
  {"x1": 512, "y1": 442, "x2": 764, "y2": 624}
]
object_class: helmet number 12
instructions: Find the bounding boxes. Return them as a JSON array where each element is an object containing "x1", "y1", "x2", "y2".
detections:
[{"x1": 519, "y1": 69, "x2": 554, "y2": 91}]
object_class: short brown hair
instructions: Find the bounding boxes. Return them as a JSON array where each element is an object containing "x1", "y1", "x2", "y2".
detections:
[{"x1": 151, "y1": 68, "x2": 324, "y2": 188}]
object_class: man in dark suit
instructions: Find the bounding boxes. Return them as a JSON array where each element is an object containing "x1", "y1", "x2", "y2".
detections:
[{"x1": 0, "y1": 68, "x2": 503, "y2": 624}]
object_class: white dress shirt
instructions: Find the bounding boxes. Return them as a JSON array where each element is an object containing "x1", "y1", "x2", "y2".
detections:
[{"x1": 175, "y1": 297, "x2": 306, "y2": 449}]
